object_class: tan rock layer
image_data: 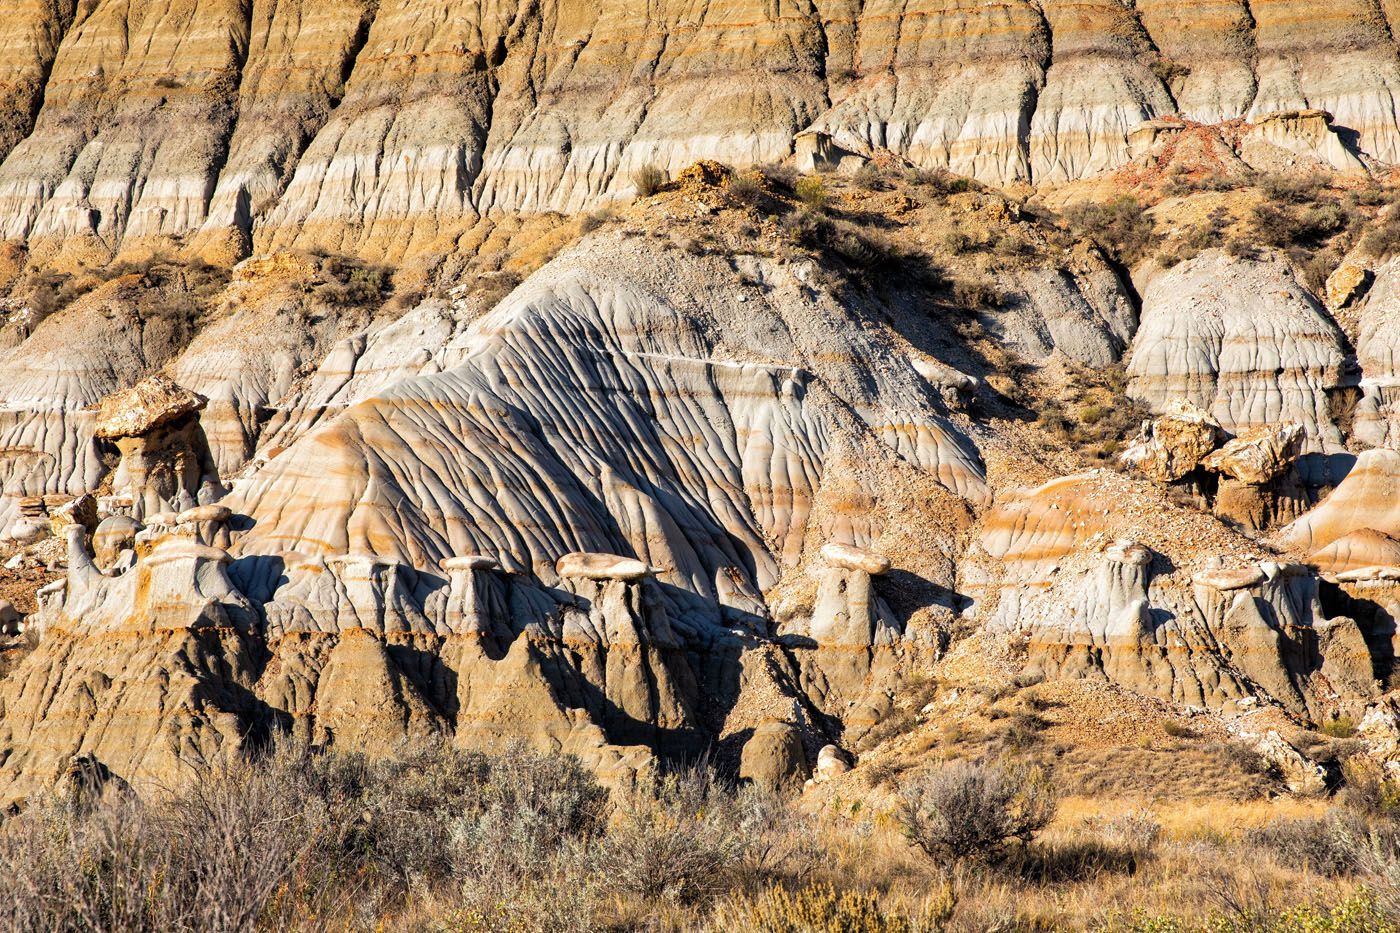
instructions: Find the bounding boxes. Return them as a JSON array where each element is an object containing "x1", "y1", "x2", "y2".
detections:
[{"x1": 0, "y1": 0, "x2": 1392, "y2": 260}]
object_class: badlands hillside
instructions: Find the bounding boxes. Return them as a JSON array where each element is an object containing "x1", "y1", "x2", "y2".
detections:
[{"x1": 11, "y1": 0, "x2": 1400, "y2": 928}]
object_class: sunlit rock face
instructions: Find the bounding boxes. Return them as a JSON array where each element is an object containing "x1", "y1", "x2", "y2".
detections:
[
  {"x1": 1125, "y1": 251, "x2": 1355, "y2": 483},
  {"x1": 972, "y1": 471, "x2": 1377, "y2": 719},
  {"x1": 0, "y1": 0, "x2": 1391, "y2": 260}
]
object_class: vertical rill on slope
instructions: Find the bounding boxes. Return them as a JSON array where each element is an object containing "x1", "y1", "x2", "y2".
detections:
[
  {"x1": 193, "y1": 0, "x2": 381, "y2": 262},
  {"x1": 0, "y1": 0, "x2": 254, "y2": 253},
  {"x1": 0, "y1": 1, "x2": 82, "y2": 165}
]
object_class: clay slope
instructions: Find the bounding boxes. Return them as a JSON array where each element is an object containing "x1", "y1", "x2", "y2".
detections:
[
  {"x1": 0, "y1": 0, "x2": 1396, "y2": 260},
  {"x1": 0, "y1": 217, "x2": 996, "y2": 795}
]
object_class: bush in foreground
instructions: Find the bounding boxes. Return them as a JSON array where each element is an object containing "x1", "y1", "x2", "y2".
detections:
[
  {"x1": 0, "y1": 741, "x2": 607, "y2": 932},
  {"x1": 897, "y1": 760, "x2": 1057, "y2": 864}
]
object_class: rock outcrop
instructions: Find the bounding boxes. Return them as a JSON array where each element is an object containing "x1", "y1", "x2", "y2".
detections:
[
  {"x1": 95, "y1": 377, "x2": 220, "y2": 520},
  {"x1": 1119, "y1": 402, "x2": 1224, "y2": 483},
  {"x1": 0, "y1": 2, "x2": 1388, "y2": 260},
  {"x1": 0, "y1": 223, "x2": 983, "y2": 796},
  {"x1": 1126, "y1": 251, "x2": 1354, "y2": 482},
  {"x1": 975, "y1": 470, "x2": 1377, "y2": 718}
]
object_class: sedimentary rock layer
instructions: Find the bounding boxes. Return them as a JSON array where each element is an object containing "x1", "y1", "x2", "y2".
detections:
[
  {"x1": 1126, "y1": 251, "x2": 1355, "y2": 476},
  {"x1": 0, "y1": 1, "x2": 1396, "y2": 259}
]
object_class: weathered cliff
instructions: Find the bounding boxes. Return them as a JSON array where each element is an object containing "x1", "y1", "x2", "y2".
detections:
[{"x1": 0, "y1": 0, "x2": 1395, "y2": 262}]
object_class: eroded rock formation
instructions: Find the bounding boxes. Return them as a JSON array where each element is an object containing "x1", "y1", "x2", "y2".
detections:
[{"x1": 0, "y1": 1, "x2": 1387, "y2": 261}]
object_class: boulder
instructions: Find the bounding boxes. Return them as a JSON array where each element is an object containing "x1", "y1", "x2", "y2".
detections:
[
  {"x1": 1118, "y1": 402, "x2": 1224, "y2": 482},
  {"x1": 0, "y1": 599, "x2": 20, "y2": 635},
  {"x1": 1257, "y1": 730, "x2": 1328, "y2": 796},
  {"x1": 94, "y1": 375, "x2": 207, "y2": 440},
  {"x1": 92, "y1": 515, "x2": 143, "y2": 569},
  {"x1": 48, "y1": 494, "x2": 99, "y2": 536},
  {"x1": 739, "y1": 721, "x2": 810, "y2": 794},
  {"x1": 813, "y1": 744, "x2": 853, "y2": 782},
  {"x1": 1202, "y1": 424, "x2": 1304, "y2": 485},
  {"x1": 8, "y1": 519, "x2": 47, "y2": 546},
  {"x1": 1327, "y1": 262, "x2": 1373, "y2": 312},
  {"x1": 555, "y1": 552, "x2": 655, "y2": 582},
  {"x1": 1359, "y1": 704, "x2": 1400, "y2": 776}
]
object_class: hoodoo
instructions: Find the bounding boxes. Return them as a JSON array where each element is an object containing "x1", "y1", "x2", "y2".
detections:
[{"x1": 2, "y1": 2, "x2": 1400, "y2": 925}]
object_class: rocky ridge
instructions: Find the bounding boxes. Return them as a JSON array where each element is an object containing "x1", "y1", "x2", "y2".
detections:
[
  {"x1": 0, "y1": 0, "x2": 1395, "y2": 263},
  {"x1": 4, "y1": 19, "x2": 1400, "y2": 805}
]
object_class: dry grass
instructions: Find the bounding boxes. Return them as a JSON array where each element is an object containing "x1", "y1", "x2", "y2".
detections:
[{"x1": 1, "y1": 739, "x2": 1394, "y2": 931}]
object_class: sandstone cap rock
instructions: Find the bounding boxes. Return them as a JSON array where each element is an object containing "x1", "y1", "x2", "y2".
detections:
[
  {"x1": 819, "y1": 543, "x2": 891, "y2": 575},
  {"x1": 94, "y1": 375, "x2": 207, "y2": 439},
  {"x1": 1335, "y1": 565, "x2": 1400, "y2": 583},
  {"x1": 555, "y1": 552, "x2": 654, "y2": 582},
  {"x1": 440, "y1": 555, "x2": 501, "y2": 572},
  {"x1": 1105, "y1": 540, "x2": 1152, "y2": 566},
  {"x1": 1202, "y1": 424, "x2": 1303, "y2": 485},
  {"x1": 1192, "y1": 567, "x2": 1266, "y2": 591},
  {"x1": 176, "y1": 504, "x2": 233, "y2": 525}
]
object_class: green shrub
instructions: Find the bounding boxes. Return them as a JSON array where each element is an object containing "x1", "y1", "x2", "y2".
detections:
[
  {"x1": 1322, "y1": 717, "x2": 1357, "y2": 739},
  {"x1": 795, "y1": 177, "x2": 829, "y2": 209},
  {"x1": 1063, "y1": 197, "x2": 1155, "y2": 267}
]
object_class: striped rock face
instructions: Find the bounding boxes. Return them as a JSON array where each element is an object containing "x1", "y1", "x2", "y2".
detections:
[
  {"x1": 0, "y1": 0, "x2": 1394, "y2": 259},
  {"x1": 1126, "y1": 250, "x2": 1355, "y2": 480},
  {"x1": 974, "y1": 471, "x2": 1375, "y2": 718}
]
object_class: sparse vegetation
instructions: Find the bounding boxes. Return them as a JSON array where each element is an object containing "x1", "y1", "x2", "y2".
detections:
[
  {"x1": 951, "y1": 274, "x2": 1004, "y2": 309},
  {"x1": 795, "y1": 176, "x2": 830, "y2": 209},
  {"x1": 1363, "y1": 213, "x2": 1400, "y2": 258},
  {"x1": 905, "y1": 167, "x2": 975, "y2": 196},
  {"x1": 897, "y1": 760, "x2": 1057, "y2": 864},
  {"x1": 1322, "y1": 717, "x2": 1358, "y2": 739},
  {"x1": 0, "y1": 715, "x2": 1398, "y2": 928},
  {"x1": 1036, "y1": 360, "x2": 1149, "y2": 466},
  {"x1": 311, "y1": 255, "x2": 390, "y2": 307},
  {"x1": 714, "y1": 883, "x2": 956, "y2": 932},
  {"x1": 579, "y1": 209, "x2": 612, "y2": 233},
  {"x1": 633, "y1": 164, "x2": 669, "y2": 197},
  {"x1": 726, "y1": 172, "x2": 766, "y2": 206},
  {"x1": 1063, "y1": 196, "x2": 1156, "y2": 268}
]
